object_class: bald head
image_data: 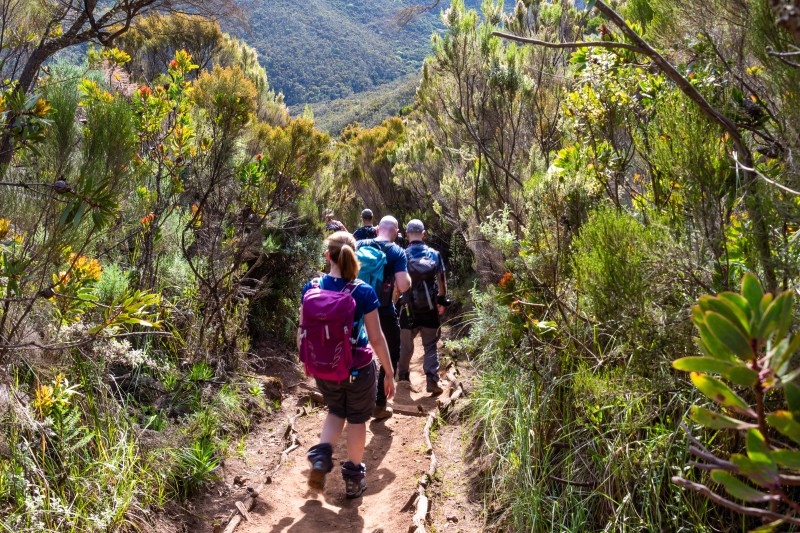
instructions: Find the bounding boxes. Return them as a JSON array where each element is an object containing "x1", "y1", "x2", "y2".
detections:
[{"x1": 377, "y1": 215, "x2": 399, "y2": 241}]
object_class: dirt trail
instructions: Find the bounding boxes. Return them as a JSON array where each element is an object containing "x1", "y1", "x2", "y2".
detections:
[
  {"x1": 237, "y1": 336, "x2": 445, "y2": 533},
  {"x1": 169, "y1": 336, "x2": 482, "y2": 533}
]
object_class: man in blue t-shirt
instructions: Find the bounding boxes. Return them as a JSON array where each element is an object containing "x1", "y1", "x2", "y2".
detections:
[
  {"x1": 397, "y1": 219, "x2": 447, "y2": 395},
  {"x1": 357, "y1": 215, "x2": 411, "y2": 419},
  {"x1": 353, "y1": 209, "x2": 378, "y2": 241}
]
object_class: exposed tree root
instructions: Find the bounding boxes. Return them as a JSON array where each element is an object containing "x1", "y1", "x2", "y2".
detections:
[
  {"x1": 437, "y1": 369, "x2": 464, "y2": 413},
  {"x1": 410, "y1": 364, "x2": 467, "y2": 533}
]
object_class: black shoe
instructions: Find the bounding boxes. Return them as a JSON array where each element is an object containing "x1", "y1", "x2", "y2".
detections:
[
  {"x1": 397, "y1": 371, "x2": 411, "y2": 382},
  {"x1": 307, "y1": 443, "x2": 333, "y2": 490},
  {"x1": 373, "y1": 404, "x2": 393, "y2": 420},
  {"x1": 426, "y1": 377, "x2": 443, "y2": 395},
  {"x1": 342, "y1": 461, "x2": 367, "y2": 498}
]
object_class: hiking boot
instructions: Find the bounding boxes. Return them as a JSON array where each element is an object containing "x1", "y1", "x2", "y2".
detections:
[
  {"x1": 342, "y1": 461, "x2": 367, "y2": 498},
  {"x1": 306, "y1": 443, "x2": 333, "y2": 491},
  {"x1": 397, "y1": 371, "x2": 411, "y2": 383},
  {"x1": 426, "y1": 377, "x2": 443, "y2": 395},
  {"x1": 373, "y1": 404, "x2": 393, "y2": 420}
]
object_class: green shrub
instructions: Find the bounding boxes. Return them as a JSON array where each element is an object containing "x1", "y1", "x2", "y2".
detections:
[
  {"x1": 459, "y1": 288, "x2": 716, "y2": 532},
  {"x1": 94, "y1": 263, "x2": 131, "y2": 305},
  {"x1": 160, "y1": 251, "x2": 201, "y2": 299},
  {"x1": 248, "y1": 230, "x2": 324, "y2": 344},
  {"x1": 174, "y1": 439, "x2": 219, "y2": 498},
  {"x1": 572, "y1": 208, "x2": 662, "y2": 325},
  {"x1": 0, "y1": 369, "x2": 169, "y2": 532}
]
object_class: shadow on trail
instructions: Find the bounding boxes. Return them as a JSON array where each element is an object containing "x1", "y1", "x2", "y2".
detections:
[
  {"x1": 363, "y1": 417, "x2": 396, "y2": 493},
  {"x1": 270, "y1": 421, "x2": 397, "y2": 533},
  {"x1": 315, "y1": 419, "x2": 397, "y2": 502},
  {"x1": 272, "y1": 499, "x2": 365, "y2": 532},
  {"x1": 392, "y1": 382, "x2": 439, "y2": 413}
]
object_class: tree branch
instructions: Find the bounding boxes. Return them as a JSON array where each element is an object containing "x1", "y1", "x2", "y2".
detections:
[
  {"x1": 734, "y1": 154, "x2": 800, "y2": 196},
  {"x1": 672, "y1": 477, "x2": 798, "y2": 524},
  {"x1": 491, "y1": 31, "x2": 644, "y2": 53},
  {"x1": 493, "y1": 0, "x2": 779, "y2": 292},
  {"x1": 492, "y1": 1, "x2": 743, "y2": 159}
]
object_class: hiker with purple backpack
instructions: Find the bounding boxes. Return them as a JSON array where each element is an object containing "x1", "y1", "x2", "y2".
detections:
[{"x1": 298, "y1": 231, "x2": 395, "y2": 498}]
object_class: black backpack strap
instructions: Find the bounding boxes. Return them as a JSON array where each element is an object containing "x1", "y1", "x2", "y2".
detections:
[{"x1": 363, "y1": 238, "x2": 384, "y2": 252}]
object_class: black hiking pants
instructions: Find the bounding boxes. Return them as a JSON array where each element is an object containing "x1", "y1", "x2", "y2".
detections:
[{"x1": 375, "y1": 306, "x2": 400, "y2": 406}]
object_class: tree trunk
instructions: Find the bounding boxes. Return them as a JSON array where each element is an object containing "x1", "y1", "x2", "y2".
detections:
[{"x1": 770, "y1": 0, "x2": 800, "y2": 44}]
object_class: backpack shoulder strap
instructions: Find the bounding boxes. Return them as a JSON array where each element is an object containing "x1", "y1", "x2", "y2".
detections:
[
  {"x1": 342, "y1": 279, "x2": 363, "y2": 295},
  {"x1": 367, "y1": 239, "x2": 387, "y2": 252}
]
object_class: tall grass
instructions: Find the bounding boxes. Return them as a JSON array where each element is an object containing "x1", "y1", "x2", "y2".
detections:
[
  {"x1": 0, "y1": 367, "x2": 161, "y2": 532},
  {"x1": 0, "y1": 354, "x2": 270, "y2": 531},
  {"x1": 452, "y1": 287, "x2": 725, "y2": 531}
]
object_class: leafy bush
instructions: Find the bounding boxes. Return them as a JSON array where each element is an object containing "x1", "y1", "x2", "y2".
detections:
[
  {"x1": 572, "y1": 208, "x2": 662, "y2": 325},
  {"x1": 174, "y1": 439, "x2": 220, "y2": 498},
  {"x1": 94, "y1": 263, "x2": 131, "y2": 305},
  {"x1": 0, "y1": 371, "x2": 164, "y2": 531},
  {"x1": 0, "y1": 39, "x2": 316, "y2": 530},
  {"x1": 455, "y1": 284, "x2": 706, "y2": 531},
  {"x1": 248, "y1": 230, "x2": 324, "y2": 344}
]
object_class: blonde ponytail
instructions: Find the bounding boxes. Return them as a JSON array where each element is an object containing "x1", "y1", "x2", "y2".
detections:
[{"x1": 326, "y1": 231, "x2": 360, "y2": 281}]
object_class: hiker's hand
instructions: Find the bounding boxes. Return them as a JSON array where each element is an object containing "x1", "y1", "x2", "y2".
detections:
[
  {"x1": 438, "y1": 304, "x2": 445, "y2": 315},
  {"x1": 384, "y1": 375, "x2": 395, "y2": 400}
]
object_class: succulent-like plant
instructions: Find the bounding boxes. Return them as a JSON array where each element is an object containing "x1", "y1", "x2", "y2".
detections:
[{"x1": 673, "y1": 273, "x2": 800, "y2": 528}]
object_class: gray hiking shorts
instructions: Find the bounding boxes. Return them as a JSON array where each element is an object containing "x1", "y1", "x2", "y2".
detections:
[{"x1": 315, "y1": 361, "x2": 377, "y2": 424}]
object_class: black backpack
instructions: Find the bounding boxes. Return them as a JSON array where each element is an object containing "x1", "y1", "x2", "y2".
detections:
[
  {"x1": 406, "y1": 246, "x2": 439, "y2": 312},
  {"x1": 355, "y1": 225, "x2": 377, "y2": 240}
]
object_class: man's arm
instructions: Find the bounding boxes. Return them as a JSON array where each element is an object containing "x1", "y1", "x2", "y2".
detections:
[
  {"x1": 364, "y1": 310, "x2": 395, "y2": 400},
  {"x1": 393, "y1": 245, "x2": 411, "y2": 292},
  {"x1": 394, "y1": 271, "x2": 411, "y2": 293}
]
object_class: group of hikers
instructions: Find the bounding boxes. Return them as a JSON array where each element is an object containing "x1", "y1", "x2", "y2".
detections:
[{"x1": 299, "y1": 208, "x2": 449, "y2": 498}]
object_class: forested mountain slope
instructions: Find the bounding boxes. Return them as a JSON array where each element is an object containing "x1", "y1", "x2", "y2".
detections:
[
  {"x1": 229, "y1": 0, "x2": 487, "y2": 131},
  {"x1": 229, "y1": 0, "x2": 441, "y2": 106},
  {"x1": 303, "y1": 71, "x2": 419, "y2": 133}
]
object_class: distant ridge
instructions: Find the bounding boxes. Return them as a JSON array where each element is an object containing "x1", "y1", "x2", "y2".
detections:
[
  {"x1": 229, "y1": 0, "x2": 443, "y2": 107},
  {"x1": 297, "y1": 71, "x2": 420, "y2": 135}
]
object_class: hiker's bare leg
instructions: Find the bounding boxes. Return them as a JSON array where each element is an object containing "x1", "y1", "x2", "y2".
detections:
[
  {"x1": 346, "y1": 422, "x2": 367, "y2": 464},
  {"x1": 320, "y1": 414, "x2": 345, "y2": 444}
]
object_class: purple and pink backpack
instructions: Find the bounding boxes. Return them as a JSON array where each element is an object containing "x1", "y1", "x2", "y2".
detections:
[{"x1": 299, "y1": 277, "x2": 362, "y2": 382}]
